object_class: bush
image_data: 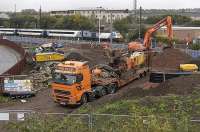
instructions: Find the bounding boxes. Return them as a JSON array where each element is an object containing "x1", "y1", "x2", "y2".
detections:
[
  {"x1": 4, "y1": 114, "x2": 89, "y2": 132},
  {"x1": 155, "y1": 36, "x2": 181, "y2": 45},
  {"x1": 189, "y1": 43, "x2": 200, "y2": 50},
  {"x1": 4, "y1": 113, "x2": 188, "y2": 132}
]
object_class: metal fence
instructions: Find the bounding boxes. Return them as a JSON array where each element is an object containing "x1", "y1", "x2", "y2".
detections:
[
  {"x1": 4, "y1": 36, "x2": 128, "y2": 50},
  {"x1": 0, "y1": 110, "x2": 199, "y2": 132},
  {"x1": 185, "y1": 49, "x2": 200, "y2": 58}
]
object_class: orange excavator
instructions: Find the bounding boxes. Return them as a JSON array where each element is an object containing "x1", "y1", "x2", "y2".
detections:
[{"x1": 128, "y1": 16, "x2": 173, "y2": 51}]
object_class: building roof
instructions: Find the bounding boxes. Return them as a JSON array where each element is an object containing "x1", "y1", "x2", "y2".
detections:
[
  {"x1": 161, "y1": 26, "x2": 200, "y2": 30},
  {"x1": 50, "y1": 8, "x2": 130, "y2": 13}
]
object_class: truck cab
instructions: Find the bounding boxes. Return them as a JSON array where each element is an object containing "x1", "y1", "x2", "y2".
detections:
[{"x1": 51, "y1": 61, "x2": 91, "y2": 105}]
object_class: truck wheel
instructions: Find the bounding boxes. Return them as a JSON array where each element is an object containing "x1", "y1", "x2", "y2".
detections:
[
  {"x1": 139, "y1": 74, "x2": 143, "y2": 78},
  {"x1": 108, "y1": 83, "x2": 117, "y2": 94},
  {"x1": 143, "y1": 71, "x2": 147, "y2": 76},
  {"x1": 80, "y1": 94, "x2": 88, "y2": 105},
  {"x1": 100, "y1": 88, "x2": 107, "y2": 97}
]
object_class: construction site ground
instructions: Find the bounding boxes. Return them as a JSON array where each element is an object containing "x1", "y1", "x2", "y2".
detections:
[{"x1": 0, "y1": 43, "x2": 200, "y2": 114}]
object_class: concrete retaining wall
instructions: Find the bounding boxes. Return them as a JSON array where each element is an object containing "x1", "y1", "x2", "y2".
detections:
[{"x1": 0, "y1": 39, "x2": 26, "y2": 75}]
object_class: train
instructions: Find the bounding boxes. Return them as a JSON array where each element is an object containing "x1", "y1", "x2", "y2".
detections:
[{"x1": 0, "y1": 28, "x2": 123, "y2": 42}]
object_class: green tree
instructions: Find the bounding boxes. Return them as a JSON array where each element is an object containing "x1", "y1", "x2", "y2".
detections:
[
  {"x1": 21, "y1": 9, "x2": 38, "y2": 15},
  {"x1": 9, "y1": 14, "x2": 37, "y2": 28},
  {"x1": 127, "y1": 25, "x2": 146, "y2": 41},
  {"x1": 63, "y1": 14, "x2": 95, "y2": 30},
  {"x1": 0, "y1": 19, "x2": 5, "y2": 26},
  {"x1": 113, "y1": 16, "x2": 146, "y2": 41},
  {"x1": 187, "y1": 20, "x2": 200, "y2": 27},
  {"x1": 40, "y1": 15, "x2": 57, "y2": 29},
  {"x1": 144, "y1": 15, "x2": 192, "y2": 25},
  {"x1": 53, "y1": 16, "x2": 65, "y2": 29}
]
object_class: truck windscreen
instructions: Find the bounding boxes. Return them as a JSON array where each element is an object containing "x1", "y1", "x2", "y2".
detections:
[{"x1": 53, "y1": 73, "x2": 77, "y2": 85}]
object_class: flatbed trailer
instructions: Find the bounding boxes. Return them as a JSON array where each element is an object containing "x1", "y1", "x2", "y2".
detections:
[
  {"x1": 91, "y1": 66, "x2": 148, "y2": 97},
  {"x1": 51, "y1": 60, "x2": 149, "y2": 105}
]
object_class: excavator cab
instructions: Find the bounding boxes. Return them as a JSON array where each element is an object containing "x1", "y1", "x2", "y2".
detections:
[{"x1": 128, "y1": 41, "x2": 146, "y2": 52}]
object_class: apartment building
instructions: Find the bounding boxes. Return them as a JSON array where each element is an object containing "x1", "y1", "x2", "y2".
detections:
[{"x1": 50, "y1": 8, "x2": 130, "y2": 23}]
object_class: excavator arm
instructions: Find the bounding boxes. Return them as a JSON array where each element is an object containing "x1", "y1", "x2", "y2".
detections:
[
  {"x1": 144, "y1": 16, "x2": 173, "y2": 49},
  {"x1": 128, "y1": 16, "x2": 173, "y2": 51}
]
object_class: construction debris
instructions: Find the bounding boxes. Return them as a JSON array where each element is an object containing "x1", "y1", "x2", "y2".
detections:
[{"x1": 29, "y1": 63, "x2": 56, "y2": 91}]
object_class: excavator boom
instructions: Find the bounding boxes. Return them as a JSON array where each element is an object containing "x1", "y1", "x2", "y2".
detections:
[
  {"x1": 144, "y1": 16, "x2": 173, "y2": 49},
  {"x1": 128, "y1": 16, "x2": 173, "y2": 51}
]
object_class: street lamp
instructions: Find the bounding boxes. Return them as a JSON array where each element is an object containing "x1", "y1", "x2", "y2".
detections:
[
  {"x1": 110, "y1": 11, "x2": 113, "y2": 44},
  {"x1": 97, "y1": 7, "x2": 102, "y2": 44},
  {"x1": 99, "y1": 15, "x2": 101, "y2": 44}
]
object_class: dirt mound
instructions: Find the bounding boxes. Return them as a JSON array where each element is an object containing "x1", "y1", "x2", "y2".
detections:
[
  {"x1": 83, "y1": 74, "x2": 200, "y2": 110},
  {"x1": 152, "y1": 48, "x2": 191, "y2": 71},
  {"x1": 149, "y1": 74, "x2": 200, "y2": 96},
  {"x1": 81, "y1": 49, "x2": 109, "y2": 66},
  {"x1": 64, "y1": 48, "x2": 109, "y2": 66},
  {"x1": 65, "y1": 52, "x2": 90, "y2": 62},
  {"x1": 189, "y1": 58, "x2": 200, "y2": 68}
]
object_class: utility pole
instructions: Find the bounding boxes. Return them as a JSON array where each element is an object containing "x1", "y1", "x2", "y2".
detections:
[
  {"x1": 14, "y1": 4, "x2": 17, "y2": 28},
  {"x1": 139, "y1": 6, "x2": 142, "y2": 39},
  {"x1": 99, "y1": 16, "x2": 101, "y2": 44},
  {"x1": 39, "y1": 6, "x2": 42, "y2": 29},
  {"x1": 110, "y1": 11, "x2": 113, "y2": 45},
  {"x1": 134, "y1": 0, "x2": 137, "y2": 17},
  {"x1": 97, "y1": 7, "x2": 102, "y2": 45},
  {"x1": 14, "y1": 4, "x2": 16, "y2": 14}
]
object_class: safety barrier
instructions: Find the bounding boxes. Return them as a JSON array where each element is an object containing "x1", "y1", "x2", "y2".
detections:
[
  {"x1": 149, "y1": 71, "x2": 196, "y2": 83},
  {"x1": 185, "y1": 49, "x2": 200, "y2": 58},
  {"x1": 0, "y1": 110, "x2": 199, "y2": 132},
  {"x1": 5, "y1": 36, "x2": 128, "y2": 50}
]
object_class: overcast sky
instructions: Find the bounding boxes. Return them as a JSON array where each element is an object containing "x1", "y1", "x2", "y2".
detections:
[{"x1": 0, "y1": 0, "x2": 200, "y2": 12}]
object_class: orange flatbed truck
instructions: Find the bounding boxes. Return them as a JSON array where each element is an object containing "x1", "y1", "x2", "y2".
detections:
[{"x1": 51, "y1": 51, "x2": 148, "y2": 105}]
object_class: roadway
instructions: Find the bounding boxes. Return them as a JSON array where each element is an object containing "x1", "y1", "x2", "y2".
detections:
[{"x1": 0, "y1": 45, "x2": 21, "y2": 74}]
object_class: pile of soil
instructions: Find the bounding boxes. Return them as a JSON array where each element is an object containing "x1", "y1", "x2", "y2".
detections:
[
  {"x1": 65, "y1": 48, "x2": 109, "y2": 66},
  {"x1": 83, "y1": 74, "x2": 200, "y2": 109},
  {"x1": 189, "y1": 58, "x2": 200, "y2": 68},
  {"x1": 81, "y1": 49, "x2": 109, "y2": 66},
  {"x1": 149, "y1": 74, "x2": 200, "y2": 96},
  {"x1": 65, "y1": 52, "x2": 90, "y2": 62},
  {"x1": 152, "y1": 48, "x2": 191, "y2": 71}
]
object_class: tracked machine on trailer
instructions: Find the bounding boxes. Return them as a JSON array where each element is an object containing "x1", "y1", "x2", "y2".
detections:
[
  {"x1": 51, "y1": 16, "x2": 174, "y2": 106},
  {"x1": 51, "y1": 57, "x2": 148, "y2": 105}
]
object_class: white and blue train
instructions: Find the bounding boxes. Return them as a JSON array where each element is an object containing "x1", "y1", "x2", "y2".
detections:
[{"x1": 0, "y1": 28, "x2": 123, "y2": 41}]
